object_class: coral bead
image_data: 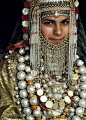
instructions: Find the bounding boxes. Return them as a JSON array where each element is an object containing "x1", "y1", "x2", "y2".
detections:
[
  {"x1": 28, "y1": 81, "x2": 34, "y2": 85},
  {"x1": 51, "y1": 86, "x2": 54, "y2": 89},
  {"x1": 36, "y1": 118, "x2": 41, "y2": 120},
  {"x1": 29, "y1": 93, "x2": 34, "y2": 98},
  {"x1": 31, "y1": 105, "x2": 37, "y2": 110},
  {"x1": 56, "y1": 115, "x2": 61, "y2": 118}
]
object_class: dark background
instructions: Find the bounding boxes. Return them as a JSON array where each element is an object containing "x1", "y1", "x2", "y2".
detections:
[{"x1": 0, "y1": 0, "x2": 86, "y2": 52}]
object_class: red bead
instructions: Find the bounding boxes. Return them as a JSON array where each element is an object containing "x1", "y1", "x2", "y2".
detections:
[
  {"x1": 22, "y1": 27, "x2": 28, "y2": 34},
  {"x1": 22, "y1": 15, "x2": 28, "y2": 20},
  {"x1": 24, "y1": 1, "x2": 30, "y2": 8},
  {"x1": 59, "y1": 79, "x2": 63, "y2": 82},
  {"x1": 52, "y1": 75, "x2": 56, "y2": 79},
  {"x1": 63, "y1": 74, "x2": 68, "y2": 79}
]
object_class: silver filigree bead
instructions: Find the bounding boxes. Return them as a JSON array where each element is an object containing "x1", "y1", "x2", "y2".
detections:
[
  {"x1": 17, "y1": 63, "x2": 26, "y2": 71},
  {"x1": 18, "y1": 56, "x2": 25, "y2": 63},
  {"x1": 23, "y1": 107, "x2": 32, "y2": 115},
  {"x1": 17, "y1": 71, "x2": 26, "y2": 80},
  {"x1": 25, "y1": 55, "x2": 30, "y2": 61},
  {"x1": 26, "y1": 74, "x2": 33, "y2": 81},
  {"x1": 21, "y1": 98, "x2": 29, "y2": 107},
  {"x1": 26, "y1": 115, "x2": 35, "y2": 120},
  {"x1": 19, "y1": 48, "x2": 25, "y2": 55},
  {"x1": 27, "y1": 86, "x2": 35, "y2": 93},
  {"x1": 76, "y1": 107, "x2": 84, "y2": 116},
  {"x1": 79, "y1": 99, "x2": 86, "y2": 108},
  {"x1": 33, "y1": 109, "x2": 41, "y2": 117},
  {"x1": 19, "y1": 89, "x2": 28, "y2": 98},
  {"x1": 18, "y1": 81, "x2": 27, "y2": 89}
]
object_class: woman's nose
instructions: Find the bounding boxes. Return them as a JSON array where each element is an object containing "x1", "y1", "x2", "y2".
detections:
[{"x1": 53, "y1": 24, "x2": 62, "y2": 36}]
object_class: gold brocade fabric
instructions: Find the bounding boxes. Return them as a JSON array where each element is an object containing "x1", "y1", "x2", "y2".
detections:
[
  {"x1": 0, "y1": 51, "x2": 25, "y2": 120},
  {"x1": 0, "y1": 51, "x2": 86, "y2": 120}
]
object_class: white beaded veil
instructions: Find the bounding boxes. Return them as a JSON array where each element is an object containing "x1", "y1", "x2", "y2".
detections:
[{"x1": 22, "y1": 0, "x2": 78, "y2": 80}]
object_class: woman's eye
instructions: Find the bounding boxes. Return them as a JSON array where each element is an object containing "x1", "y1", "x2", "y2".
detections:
[
  {"x1": 44, "y1": 22, "x2": 53, "y2": 25},
  {"x1": 62, "y1": 21, "x2": 69, "y2": 25}
]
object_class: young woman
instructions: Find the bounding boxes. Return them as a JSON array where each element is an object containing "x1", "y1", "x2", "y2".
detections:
[{"x1": 0, "y1": 0, "x2": 86, "y2": 120}]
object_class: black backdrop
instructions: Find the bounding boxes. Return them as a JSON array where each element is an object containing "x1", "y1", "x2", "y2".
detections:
[{"x1": 0, "y1": 0, "x2": 86, "y2": 50}]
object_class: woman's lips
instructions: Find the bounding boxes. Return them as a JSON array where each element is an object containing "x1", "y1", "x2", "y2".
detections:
[{"x1": 49, "y1": 38, "x2": 63, "y2": 43}]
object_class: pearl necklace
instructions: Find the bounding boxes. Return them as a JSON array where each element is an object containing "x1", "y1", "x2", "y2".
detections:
[{"x1": 7, "y1": 46, "x2": 86, "y2": 120}]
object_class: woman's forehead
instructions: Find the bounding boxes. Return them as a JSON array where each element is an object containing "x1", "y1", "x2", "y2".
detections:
[{"x1": 41, "y1": 15, "x2": 70, "y2": 21}]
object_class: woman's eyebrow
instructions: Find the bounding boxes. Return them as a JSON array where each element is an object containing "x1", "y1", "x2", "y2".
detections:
[
  {"x1": 42, "y1": 19, "x2": 55, "y2": 22},
  {"x1": 62, "y1": 18, "x2": 70, "y2": 21}
]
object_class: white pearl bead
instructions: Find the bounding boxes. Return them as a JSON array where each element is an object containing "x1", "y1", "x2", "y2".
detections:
[
  {"x1": 64, "y1": 96, "x2": 71, "y2": 104},
  {"x1": 19, "y1": 107, "x2": 22, "y2": 111},
  {"x1": 18, "y1": 56, "x2": 25, "y2": 63},
  {"x1": 43, "y1": 84, "x2": 48, "y2": 88},
  {"x1": 68, "y1": 90, "x2": 73, "y2": 97},
  {"x1": 54, "y1": 94, "x2": 62, "y2": 100},
  {"x1": 26, "y1": 75, "x2": 33, "y2": 81},
  {"x1": 80, "y1": 75, "x2": 86, "y2": 81},
  {"x1": 25, "y1": 66, "x2": 31, "y2": 72},
  {"x1": 7, "y1": 59, "x2": 11, "y2": 63},
  {"x1": 23, "y1": 107, "x2": 31, "y2": 115},
  {"x1": 76, "y1": 55, "x2": 79, "y2": 60},
  {"x1": 14, "y1": 86, "x2": 18, "y2": 91},
  {"x1": 21, "y1": 98, "x2": 29, "y2": 107},
  {"x1": 33, "y1": 110, "x2": 41, "y2": 117},
  {"x1": 72, "y1": 116, "x2": 81, "y2": 120},
  {"x1": 77, "y1": 60, "x2": 84, "y2": 66},
  {"x1": 7, "y1": 66, "x2": 11, "y2": 70},
  {"x1": 9, "y1": 50, "x2": 13, "y2": 54},
  {"x1": 79, "y1": 99, "x2": 86, "y2": 108},
  {"x1": 5, "y1": 55, "x2": 8, "y2": 59},
  {"x1": 19, "y1": 90, "x2": 28, "y2": 98},
  {"x1": 48, "y1": 81, "x2": 53, "y2": 86},
  {"x1": 73, "y1": 96, "x2": 80, "y2": 102},
  {"x1": 27, "y1": 86, "x2": 35, "y2": 93},
  {"x1": 18, "y1": 81, "x2": 26, "y2": 89},
  {"x1": 25, "y1": 55, "x2": 30, "y2": 61},
  {"x1": 37, "y1": 89, "x2": 43, "y2": 96},
  {"x1": 76, "y1": 107, "x2": 84, "y2": 116},
  {"x1": 15, "y1": 94, "x2": 19, "y2": 98},
  {"x1": 40, "y1": 95, "x2": 47, "y2": 102},
  {"x1": 17, "y1": 71, "x2": 26, "y2": 80},
  {"x1": 25, "y1": 46, "x2": 29, "y2": 50},
  {"x1": 79, "y1": 66, "x2": 86, "y2": 74},
  {"x1": 19, "y1": 48, "x2": 25, "y2": 55},
  {"x1": 46, "y1": 101, "x2": 53, "y2": 108},
  {"x1": 9, "y1": 73, "x2": 13, "y2": 77},
  {"x1": 17, "y1": 100, "x2": 20, "y2": 105},
  {"x1": 17, "y1": 63, "x2": 26, "y2": 71},
  {"x1": 80, "y1": 91, "x2": 86, "y2": 99},
  {"x1": 35, "y1": 83, "x2": 41, "y2": 89},
  {"x1": 26, "y1": 115, "x2": 35, "y2": 120},
  {"x1": 81, "y1": 82, "x2": 86, "y2": 90}
]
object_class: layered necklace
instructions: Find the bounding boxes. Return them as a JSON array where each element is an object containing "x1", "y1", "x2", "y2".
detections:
[{"x1": 13, "y1": 38, "x2": 86, "y2": 120}]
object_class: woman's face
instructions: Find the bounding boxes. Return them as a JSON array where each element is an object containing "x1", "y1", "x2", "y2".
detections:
[{"x1": 41, "y1": 15, "x2": 70, "y2": 45}]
